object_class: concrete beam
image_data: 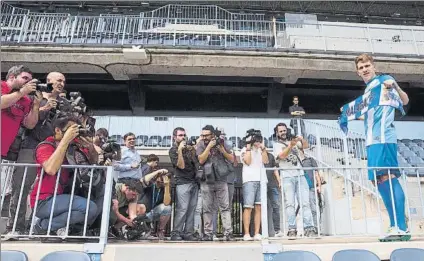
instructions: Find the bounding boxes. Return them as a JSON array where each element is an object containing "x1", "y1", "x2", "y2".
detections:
[{"x1": 1, "y1": 46, "x2": 423, "y2": 84}]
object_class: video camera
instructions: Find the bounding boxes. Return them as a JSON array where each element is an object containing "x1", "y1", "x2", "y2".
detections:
[
  {"x1": 243, "y1": 129, "x2": 263, "y2": 145},
  {"x1": 184, "y1": 136, "x2": 197, "y2": 147},
  {"x1": 101, "y1": 139, "x2": 121, "y2": 162},
  {"x1": 47, "y1": 91, "x2": 96, "y2": 137},
  {"x1": 124, "y1": 214, "x2": 151, "y2": 241}
]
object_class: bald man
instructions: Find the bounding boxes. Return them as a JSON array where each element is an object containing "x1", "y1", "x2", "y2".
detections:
[{"x1": 5, "y1": 72, "x2": 66, "y2": 239}]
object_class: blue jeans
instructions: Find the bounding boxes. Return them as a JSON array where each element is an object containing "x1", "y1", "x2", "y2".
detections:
[
  {"x1": 282, "y1": 176, "x2": 314, "y2": 230},
  {"x1": 36, "y1": 194, "x2": 98, "y2": 232},
  {"x1": 267, "y1": 187, "x2": 281, "y2": 232},
  {"x1": 146, "y1": 203, "x2": 172, "y2": 222}
]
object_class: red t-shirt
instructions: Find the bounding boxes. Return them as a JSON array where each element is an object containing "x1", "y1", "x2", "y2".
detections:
[
  {"x1": 1, "y1": 81, "x2": 32, "y2": 157},
  {"x1": 30, "y1": 136, "x2": 70, "y2": 208}
]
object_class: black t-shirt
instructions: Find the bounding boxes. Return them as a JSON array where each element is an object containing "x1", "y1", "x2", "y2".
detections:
[
  {"x1": 168, "y1": 145, "x2": 198, "y2": 185},
  {"x1": 22, "y1": 98, "x2": 53, "y2": 149},
  {"x1": 265, "y1": 153, "x2": 279, "y2": 188}
]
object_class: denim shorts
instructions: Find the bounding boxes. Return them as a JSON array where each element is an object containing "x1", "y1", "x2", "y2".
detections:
[{"x1": 243, "y1": 181, "x2": 261, "y2": 208}]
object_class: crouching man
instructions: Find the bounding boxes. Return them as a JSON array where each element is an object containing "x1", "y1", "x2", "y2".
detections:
[{"x1": 29, "y1": 116, "x2": 98, "y2": 239}]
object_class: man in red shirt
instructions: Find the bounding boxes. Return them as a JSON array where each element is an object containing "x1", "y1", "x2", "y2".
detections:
[
  {"x1": 1, "y1": 65, "x2": 42, "y2": 158},
  {"x1": 29, "y1": 115, "x2": 98, "y2": 238}
]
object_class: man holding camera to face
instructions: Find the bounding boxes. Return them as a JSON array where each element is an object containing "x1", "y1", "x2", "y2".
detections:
[
  {"x1": 240, "y1": 129, "x2": 269, "y2": 241},
  {"x1": 1, "y1": 65, "x2": 41, "y2": 160},
  {"x1": 273, "y1": 123, "x2": 316, "y2": 238},
  {"x1": 168, "y1": 127, "x2": 199, "y2": 241},
  {"x1": 5, "y1": 71, "x2": 66, "y2": 239},
  {"x1": 196, "y1": 125, "x2": 235, "y2": 241},
  {"x1": 29, "y1": 115, "x2": 99, "y2": 239}
]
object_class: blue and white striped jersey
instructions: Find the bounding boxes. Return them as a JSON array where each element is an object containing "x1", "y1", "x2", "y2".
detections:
[{"x1": 363, "y1": 74, "x2": 400, "y2": 146}]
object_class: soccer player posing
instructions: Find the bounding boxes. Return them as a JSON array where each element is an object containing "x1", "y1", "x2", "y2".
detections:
[{"x1": 354, "y1": 54, "x2": 409, "y2": 240}]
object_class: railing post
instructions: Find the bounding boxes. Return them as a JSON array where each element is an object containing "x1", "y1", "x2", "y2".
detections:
[
  {"x1": 342, "y1": 133, "x2": 354, "y2": 235},
  {"x1": 121, "y1": 16, "x2": 128, "y2": 45},
  {"x1": 411, "y1": 29, "x2": 420, "y2": 56},
  {"x1": 17, "y1": 14, "x2": 28, "y2": 43}
]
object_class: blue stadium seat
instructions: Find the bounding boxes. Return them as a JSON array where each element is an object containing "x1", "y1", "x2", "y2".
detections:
[
  {"x1": 401, "y1": 150, "x2": 416, "y2": 158},
  {"x1": 401, "y1": 139, "x2": 412, "y2": 145},
  {"x1": 411, "y1": 146, "x2": 423, "y2": 153},
  {"x1": 332, "y1": 249, "x2": 380, "y2": 261},
  {"x1": 40, "y1": 251, "x2": 91, "y2": 261},
  {"x1": 1, "y1": 250, "x2": 28, "y2": 261},
  {"x1": 390, "y1": 248, "x2": 424, "y2": 261},
  {"x1": 416, "y1": 150, "x2": 424, "y2": 158},
  {"x1": 267, "y1": 250, "x2": 322, "y2": 261},
  {"x1": 406, "y1": 156, "x2": 424, "y2": 166}
]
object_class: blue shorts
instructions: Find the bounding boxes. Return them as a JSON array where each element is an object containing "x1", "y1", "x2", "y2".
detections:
[
  {"x1": 367, "y1": 143, "x2": 400, "y2": 181},
  {"x1": 243, "y1": 181, "x2": 261, "y2": 208}
]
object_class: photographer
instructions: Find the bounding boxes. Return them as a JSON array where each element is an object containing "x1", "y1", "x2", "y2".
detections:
[
  {"x1": 168, "y1": 127, "x2": 199, "y2": 241},
  {"x1": 240, "y1": 129, "x2": 268, "y2": 241},
  {"x1": 6, "y1": 72, "x2": 66, "y2": 238},
  {"x1": 196, "y1": 125, "x2": 235, "y2": 241},
  {"x1": 145, "y1": 175, "x2": 172, "y2": 240},
  {"x1": 29, "y1": 115, "x2": 98, "y2": 238},
  {"x1": 1, "y1": 65, "x2": 41, "y2": 159},
  {"x1": 272, "y1": 123, "x2": 316, "y2": 238}
]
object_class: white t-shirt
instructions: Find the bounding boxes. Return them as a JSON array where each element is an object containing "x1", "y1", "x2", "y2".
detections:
[
  {"x1": 240, "y1": 147, "x2": 267, "y2": 184},
  {"x1": 272, "y1": 140, "x2": 302, "y2": 178}
]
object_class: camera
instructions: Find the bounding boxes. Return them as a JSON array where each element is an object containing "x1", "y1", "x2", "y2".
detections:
[
  {"x1": 185, "y1": 137, "x2": 197, "y2": 147},
  {"x1": 212, "y1": 128, "x2": 225, "y2": 146},
  {"x1": 124, "y1": 214, "x2": 151, "y2": 241},
  {"x1": 101, "y1": 139, "x2": 121, "y2": 162},
  {"x1": 35, "y1": 82, "x2": 53, "y2": 93},
  {"x1": 243, "y1": 129, "x2": 263, "y2": 145}
]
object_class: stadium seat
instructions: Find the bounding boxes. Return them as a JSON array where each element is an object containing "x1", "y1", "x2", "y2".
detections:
[
  {"x1": 401, "y1": 150, "x2": 416, "y2": 158},
  {"x1": 40, "y1": 251, "x2": 91, "y2": 261},
  {"x1": 401, "y1": 139, "x2": 412, "y2": 145},
  {"x1": 332, "y1": 249, "x2": 380, "y2": 261},
  {"x1": 1, "y1": 250, "x2": 28, "y2": 261},
  {"x1": 412, "y1": 139, "x2": 423, "y2": 144},
  {"x1": 411, "y1": 146, "x2": 423, "y2": 153},
  {"x1": 416, "y1": 150, "x2": 424, "y2": 158},
  {"x1": 267, "y1": 250, "x2": 322, "y2": 261},
  {"x1": 390, "y1": 248, "x2": 424, "y2": 261},
  {"x1": 406, "y1": 156, "x2": 424, "y2": 166}
]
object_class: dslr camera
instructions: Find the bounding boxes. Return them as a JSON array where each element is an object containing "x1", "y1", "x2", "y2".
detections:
[
  {"x1": 243, "y1": 129, "x2": 263, "y2": 145},
  {"x1": 35, "y1": 82, "x2": 53, "y2": 93},
  {"x1": 212, "y1": 128, "x2": 225, "y2": 147},
  {"x1": 185, "y1": 136, "x2": 197, "y2": 147}
]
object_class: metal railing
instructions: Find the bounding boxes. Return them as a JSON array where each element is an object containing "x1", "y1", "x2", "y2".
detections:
[
  {"x1": 1, "y1": 11, "x2": 424, "y2": 56},
  {"x1": 260, "y1": 166, "x2": 424, "y2": 240},
  {"x1": 0, "y1": 162, "x2": 113, "y2": 254}
]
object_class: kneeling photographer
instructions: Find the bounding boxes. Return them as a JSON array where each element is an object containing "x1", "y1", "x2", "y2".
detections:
[
  {"x1": 28, "y1": 115, "x2": 99, "y2": 240},
  {"x1": 196, "y1": 125, "x2": 235, "y2": 241},
  {"x1": 6, "y1": 72, "x2": 65, "y2": 238},
  {"x1": 240, "y1": 129, "x2": 268, "y2": 241}
]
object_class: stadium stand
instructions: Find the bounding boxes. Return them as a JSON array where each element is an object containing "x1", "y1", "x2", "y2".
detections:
[{"x1": 1, "y1": 2, "x2": 423, "y2": 56}]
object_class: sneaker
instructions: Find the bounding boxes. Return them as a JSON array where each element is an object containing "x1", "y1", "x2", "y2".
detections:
[
  {"x1": 287, "y1": 229, "x2": 297, "y2": 239},
  {"x1": 56, "y1": 227, "x2": 68, "y2": 238},
  {"x1": 243, "y1": 234, "x2": 253, "y2": 241},
  {"x1": 183, "y1": 234, "x2": 199, "y2": 241},
  {"x1": 170, "y1": 234, "x2": 183, "y2": 241},
  {"x1": 304, "y1": 227, "x2": 317, "y2": 237},
  {"x1": 379, "y1": 226, "x2": 408, "y2": 240},
  {"x1": 224, "y1": 233, "x2": 236, "y2": 241},
  {"x1": 253, "y1": 234, "x2": 262, "y2": 241},
  {"x1": 3, "y1": 230, "x2": 23, "y2": 241},
  {"x1": 275, "y1": 231, "x2": 284, "y2": 237},
  {"x1": 202, "y1": 234, "x2": 213, "y2": 241}
]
